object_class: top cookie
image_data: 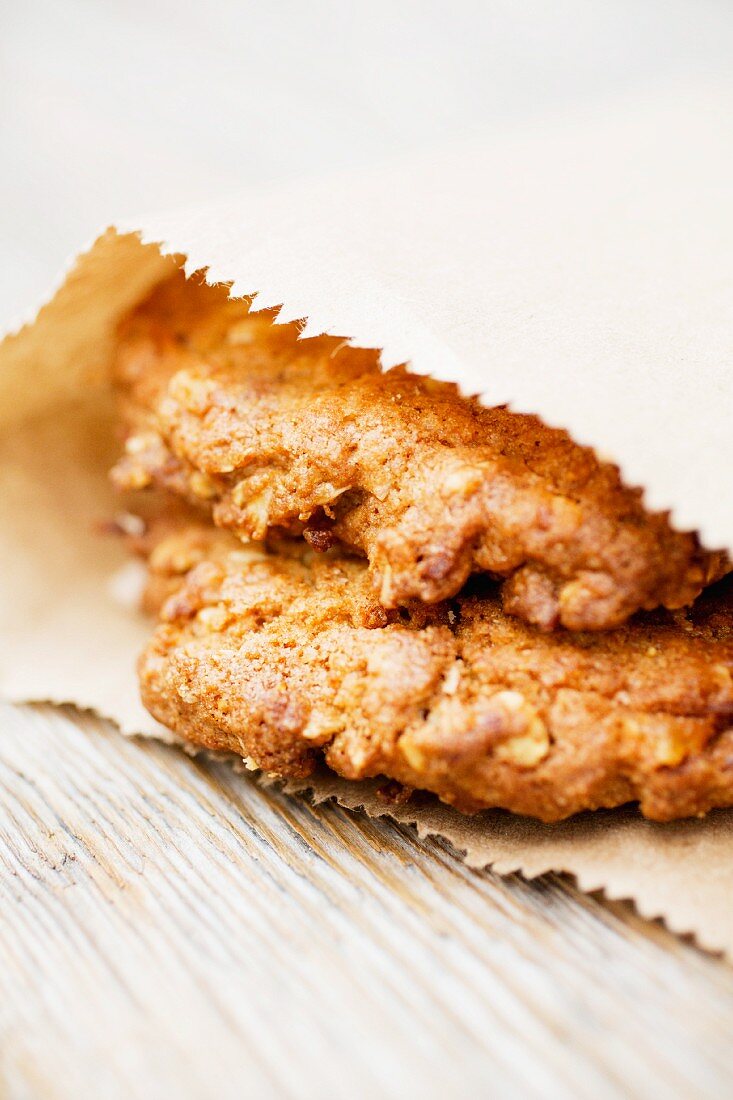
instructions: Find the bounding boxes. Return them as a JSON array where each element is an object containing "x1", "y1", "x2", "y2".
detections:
[{"x1": 111, "y1": 272, "x2": 726, "y2": 631}]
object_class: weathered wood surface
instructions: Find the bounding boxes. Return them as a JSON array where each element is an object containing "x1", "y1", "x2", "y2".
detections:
[{"x1": 0, "y1": 702, "x2": 732, "y2": 1100}]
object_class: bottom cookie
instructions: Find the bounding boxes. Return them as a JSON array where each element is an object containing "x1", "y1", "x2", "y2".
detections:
[{"x1": 135, "y1": 516, "x2": 733, "y2": 822}]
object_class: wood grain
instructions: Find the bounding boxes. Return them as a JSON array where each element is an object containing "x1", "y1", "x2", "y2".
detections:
[{"x1": 0, "y1": 702, "x2": 732, "y2": 1100}]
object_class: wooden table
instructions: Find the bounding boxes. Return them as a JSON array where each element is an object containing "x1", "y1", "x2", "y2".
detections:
[{"x1": 1, "y1": 702, "x2": 732, "y2": 1100}]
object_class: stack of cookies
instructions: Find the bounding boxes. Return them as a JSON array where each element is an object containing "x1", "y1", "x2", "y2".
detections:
[{"x1": 108, "y1": 272, "x2": 733, "y2": 822}]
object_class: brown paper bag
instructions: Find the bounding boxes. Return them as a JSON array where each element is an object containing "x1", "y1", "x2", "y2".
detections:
[{"x1": 2, "y1": 85, "x2": 732, "y2": 953}]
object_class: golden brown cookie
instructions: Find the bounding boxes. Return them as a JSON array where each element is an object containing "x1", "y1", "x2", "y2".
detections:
[
  {"x1": 111, "y1": 271, "x2": 726, "y2": 631},
  {"x1": 137, "y1": 518, "x2": 733, "y2": 822}
]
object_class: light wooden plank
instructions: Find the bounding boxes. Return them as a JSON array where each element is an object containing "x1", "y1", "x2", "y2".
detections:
[{"x1": 0, "y1": 702, "x2": 731, "y2": 1100}]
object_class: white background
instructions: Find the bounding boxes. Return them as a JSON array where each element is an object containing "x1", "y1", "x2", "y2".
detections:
[{"x1": 2, "y1": 0, "x2": 733, "y2": 329}]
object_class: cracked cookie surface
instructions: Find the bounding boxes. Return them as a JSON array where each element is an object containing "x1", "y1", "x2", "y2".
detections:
[
  {"x1": 136, "y1": 517, "x2": 733, "y2": 822},
  {"x1": 111, "y1": 272, "x2": 726, "y2": 631}
]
